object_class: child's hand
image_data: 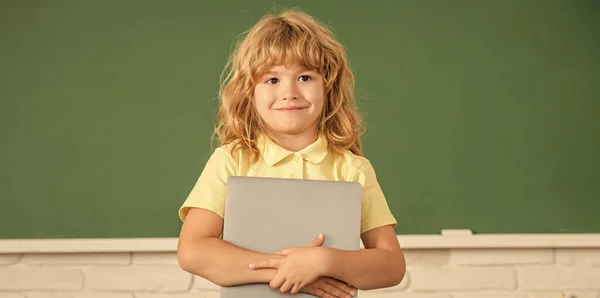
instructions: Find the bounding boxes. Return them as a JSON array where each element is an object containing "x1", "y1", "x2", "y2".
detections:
[
  {"x1": 249, "y1": 233, "x2": 330, "y2": 294},
  {"x1": 301, "y1": 277, "x2": 356, "y2": 298}
]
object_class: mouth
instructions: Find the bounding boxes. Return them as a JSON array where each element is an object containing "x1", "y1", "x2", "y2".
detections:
[{"x1": 276, "y1": 106, "x2": 307, "y2": 111}]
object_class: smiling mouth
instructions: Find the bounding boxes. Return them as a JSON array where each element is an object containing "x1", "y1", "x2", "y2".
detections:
[{"x1": 276, "y1": 106, "x2": 307, "y2": 111}]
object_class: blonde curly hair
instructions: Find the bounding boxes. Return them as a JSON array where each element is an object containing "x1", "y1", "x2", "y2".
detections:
[{"x1": 214, "y1": 8, "x2": 365, "y2": 159}]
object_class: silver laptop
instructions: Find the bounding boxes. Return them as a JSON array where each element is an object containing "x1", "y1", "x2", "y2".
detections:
[{"x1": 221, "y1": 176, "x2": 362, "y2": 298}]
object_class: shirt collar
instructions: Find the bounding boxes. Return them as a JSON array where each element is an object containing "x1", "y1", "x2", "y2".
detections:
[{"x1": 258, "y1": 134, "x2": 329, "y2": 166}]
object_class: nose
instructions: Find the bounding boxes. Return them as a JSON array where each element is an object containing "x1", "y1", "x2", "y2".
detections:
[{"x1": 280, "y1": 80, "x2": 299, "y2": 100}]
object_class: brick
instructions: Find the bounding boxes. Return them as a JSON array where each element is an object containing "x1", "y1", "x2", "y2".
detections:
[
  {"x1": 359, "y1": 292, "x2": 450, "y2": 298},
  {"x1": 520, "y1": 293, "x2": 598, "y2": 298},
  {"x1": 517, "y1": 266, "x2": 600, "y2": 290},
  {"x1": 564, "y1": 292, "x2": 599, "y2": 298},
  {"x1": 410, "y1": 267, "x2": 515, "y2": 290},
  {"x1": 522, "y1": 293, "x2": 564, "y2": 298},
  {"x1": 453, "y1": 291, "x2": 600, "y2": 298},
  {"x1": 0, "y1": 294, "x2": 25, "y2": 298},
  {"x1": 453, "y1": 292, "x2": 523, "y2": 298},
  {"x1": 403, "y1": 249, "x2": 450, "y2": 266},
  {"x1": 454, "y1": 292, "x2": 577, "y2": 298},
  {"x1": 0, "y1": 268, "x2": 83, "y2": 290},
  {"x1": 0, "y1": 254, "x2": 21, "y2": 265},
  {"x1": 133, "y1": 253, "x2": 178, "y2": 265},
  {"x1": 451, "y1": 248, "x2": 553, "y2": 265},
  {"x1": 22, "y1": 253, "x2": 130, "y2": 266},
  {"x1": 135, "y1": 294, "x2": 220, "y2": 298},
  {"x1": 86, "y1": 266, "x2": 192, "y2": 292},
  {"x1": 192, "y1": 276, "x2": 219, "y2": 291},
  {"x1": 26, "y1": 293, "x2": 133, "y2": 298},
  {"x1": 556, "y1": 249, "x2": 600, "y2": 266}
]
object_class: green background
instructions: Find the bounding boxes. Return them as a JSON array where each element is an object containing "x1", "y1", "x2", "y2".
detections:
[{"x1": 1, "y1": 0, "x2": 599, "y2": 238}]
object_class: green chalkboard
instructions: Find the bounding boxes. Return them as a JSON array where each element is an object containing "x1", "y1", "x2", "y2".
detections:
[{"x1": 1, "y1": 0, "x2": 599, "y2": 238}]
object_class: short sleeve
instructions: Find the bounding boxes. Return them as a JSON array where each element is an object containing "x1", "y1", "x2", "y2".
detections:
[
  {"x1": 353, "y1": 160, "x2": 397, "y2": 234},
  {"x1": 178, "y1": 147, "x2": 237, "y2": 221}
]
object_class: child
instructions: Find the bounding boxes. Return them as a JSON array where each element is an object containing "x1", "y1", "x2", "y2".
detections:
[{"x1": 177, "y1": 8, "x2": 406, "y2": 297}]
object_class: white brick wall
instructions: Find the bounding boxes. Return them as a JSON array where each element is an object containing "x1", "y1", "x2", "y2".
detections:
[
  {"x1": 517, "y1": 266, "x2": 600, "y2": 290},
  {"x1": 1, "y1": 249, "x2": 599, "y2": 298},
  {"x1": 451, "y1": 248, "x2": 554, "y2": 265},
  {"x1": 26, "y1": 293, "x2": 133, "y2": 298},
  {"x1": 86, "y1": 267, "x2": 192, "y2": 292},
  {"x1": 0, "y1": 294, "x2": 26, "y2": 298},
  {"x1": 556, "y1": 249, "x2": 600, "y2": 266},
  {"x1": 410, "y1": 267, "x2": 516, "y2": 291},
  {"x1": 0, "y1": 268, "x2": 83, "y2": 290}
]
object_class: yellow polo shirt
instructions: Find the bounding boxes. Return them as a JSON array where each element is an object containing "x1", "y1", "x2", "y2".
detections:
[{"x1": 179, "y1": 135, "x2": 397, "y2": 234}]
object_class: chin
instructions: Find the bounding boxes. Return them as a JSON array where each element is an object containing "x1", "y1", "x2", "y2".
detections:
[
  {"x1": 275, "y1": 129, "x2": 307, "y2": 135},
  {"x1": 272, "y1": 126, "x2": 312, "y2": 135},
  {"x1": 266, "y1": 120, "x2": 318, "y2": 136}
]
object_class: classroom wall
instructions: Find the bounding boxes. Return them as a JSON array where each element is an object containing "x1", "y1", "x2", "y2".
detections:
[
  {"x1": 1, "y1": 248, "x2": 599, "y2": 298},
  {"x1": 2, "y1": 0, "x2": 600, "y2": 240}
]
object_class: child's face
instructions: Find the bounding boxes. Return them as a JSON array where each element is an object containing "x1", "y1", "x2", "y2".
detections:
[{"x1": 253, "y1": 63, "x2": 325, "y2": 138}]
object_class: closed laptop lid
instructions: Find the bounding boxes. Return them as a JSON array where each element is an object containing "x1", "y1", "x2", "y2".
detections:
[{"x1": 221, "y1": 176, "x2": 362, "y2": 298}]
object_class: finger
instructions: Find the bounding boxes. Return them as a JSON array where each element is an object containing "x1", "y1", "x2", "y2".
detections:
[
  {"x1": 312, "y1": 288, "x2": 325, "y2": 297},
  {"x1": 322, "y1": 282, "x2": 344, "y2": 297},
  {"x1": 269, "y1": 275, "x2": 285, "y2": 289},
  {"x1": 279, "y1": 280, "x2": 294, "y2": 293},
  {"x1": 320, "y1": 290, "x2": 337, "y2": 298},
  {"x1": 313, "y1": 288, "x2": 335, "y2": 298},
  {"x1": 305, "y1": 233, "x2": 325, "y2": 247},
  {"x1": 276, "y1": 248, "x2": 292, "y2": 255},
  {"x1": 249, "y1": 259, "x2": 279, "y2": 270},
  {"x1": 325, "y1": 278, "x2": 355, "y2": 296},
  {"x1": 291, "y1": 280, "x2": 309, "y2": 295},
  {"x1": 290, "y1": 283, "x2": 301, "y2": 295},
  {"x1": 299, "y1": 284, "x2": 315, "y2": 295}
]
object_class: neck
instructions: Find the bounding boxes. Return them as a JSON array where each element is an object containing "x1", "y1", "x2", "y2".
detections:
[{"x1": 266, "y1": 130, "x2": 318, "y2": 152}]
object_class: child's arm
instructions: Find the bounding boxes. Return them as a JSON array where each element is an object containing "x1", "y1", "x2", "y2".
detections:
[
  {"x1": 249, "y1": 225, "x2": 405, "y2": 291},
  {"x1": 321, "y1": 224, "x2": 406, "y2": 290},
  {"x1": 248, "y1": 160, "x2": 405, "y2": 292},
  {"x1": 316, "y1": 160, "x2": 406, "y2": 290},
  {"x1": 177, "y1": 207, "x2": 279, "y2": 286}
]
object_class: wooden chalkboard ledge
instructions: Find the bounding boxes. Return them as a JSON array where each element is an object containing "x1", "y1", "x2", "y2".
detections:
[{"x1": 2, "y1": 233, "x2": 600, "y2": 253}]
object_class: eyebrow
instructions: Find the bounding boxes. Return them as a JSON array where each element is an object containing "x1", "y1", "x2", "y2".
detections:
[{"x1": 266, "y1": 68, "x2": 315, "y2": 76}]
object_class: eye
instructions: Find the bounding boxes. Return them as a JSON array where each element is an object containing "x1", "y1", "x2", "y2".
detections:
[
  {"x1": 266, "y1": 78, "x2": 279, "y2": 84},
  {"x1": 299, "y1": 75, "x2": 311, "y2": 82}
]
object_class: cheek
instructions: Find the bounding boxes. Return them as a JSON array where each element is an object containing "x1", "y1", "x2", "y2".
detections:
[
  {"x1": 251, "y1": 98, "x2": 266, "y2": 119},
  {"x1": 253, "y1": 97, "x2": 270, "y2": 114},
  {"x1": 253, "y1": 86, "x2": 274, "y2": 105},
  {"x1": 252, "y1": 94, "x2": 274, "y2": 122},
  {"x1": 314, "y1": 94, "x2": 326, "y2": 113},
  {"x1": 309, "y1": 84, "x2": 326, "y2": 111},
  {"x1": 252, "y1": 88, "x2": 267, "y2": 110}
]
